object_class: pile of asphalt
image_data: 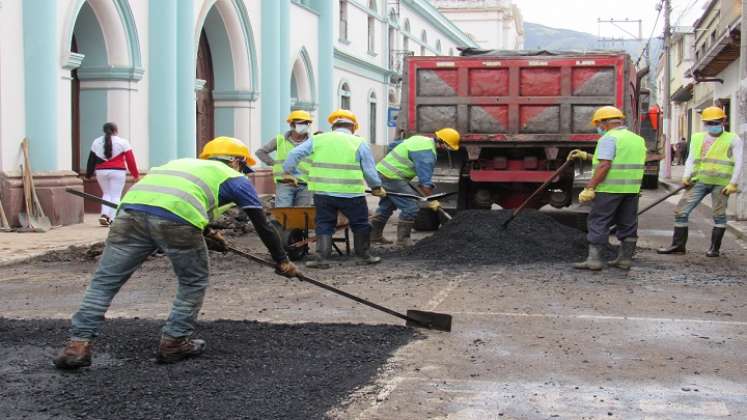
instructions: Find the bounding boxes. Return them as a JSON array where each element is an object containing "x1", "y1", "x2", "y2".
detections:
[
  {"x1": 400, "y1": 209, "x2": 592, "y2": 265},
  {"x1": 0, "y1": 318, "x2": 415, "y2": 419},
  {"x1": 30, "y1": 242, "x2": 105, "y2": 263}
]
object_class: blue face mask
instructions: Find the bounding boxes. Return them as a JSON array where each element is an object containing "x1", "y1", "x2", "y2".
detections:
[
  {"x1": 596, "y1": 127, "x2": 606, "y2": 135},
  {"x1": 706, "y1": 124, "x2": 724, "y2": 135}
]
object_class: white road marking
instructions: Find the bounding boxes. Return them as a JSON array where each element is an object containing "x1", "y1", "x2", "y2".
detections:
[
  {"x1": 453, "y1": 311, "x2": 747, "y2": 326},
  {"x1": 423, "y1": 279, "x2": 462, "y2": 311},
  {"x1": 640, "y1": 400, "x2": 730, "y2": 416}
]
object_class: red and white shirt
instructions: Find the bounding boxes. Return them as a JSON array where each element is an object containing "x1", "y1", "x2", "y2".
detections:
[{"x1": 86, "y1": 136, "x2": 139, "y2": 178}]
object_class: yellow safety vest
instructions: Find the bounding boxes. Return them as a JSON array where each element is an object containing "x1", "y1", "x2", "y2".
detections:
[
  {"x1": 272, "y1": 134, "x2": 311, "y2": 183},
  {"x1": 690, "y1": 131, "x2": 736, "y2": 186},
  {"x1": 376, "y1": 135, "x2": 436, "y2": 180},
  {"x1": 308, "y1": 132, "x2": 366, "y2": 194},
  {"x1": 592, "y1": 129, "x2": 646, "y2": 194}
]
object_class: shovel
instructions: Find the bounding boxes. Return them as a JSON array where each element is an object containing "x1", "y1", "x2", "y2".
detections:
[
  {"x1": 64, "y1": 188, "x2": 453, "y2": 332},
  {"x1": 501, "y1": 159, "x2": 574, "y2": 229},
  {"x1": 18, "y1": 138, "x2": 52, "y2": 231}
]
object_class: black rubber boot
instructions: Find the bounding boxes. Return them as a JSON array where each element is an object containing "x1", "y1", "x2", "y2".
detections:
[
  {"x1": 396, "y1": 220, "x2": 415, "y2": 247},
  {"x1": 573, "y1": 244, "x2": 604, "y2": 271},
  {"x1": 370, "y1": 215, "x2": 392, "y2": 244},
  {"x1": 609, "y1": 238, "x2": 636, "y2": 270},
  {"x1": 354, "y1": 231, "x2": 381, "y2": 264},
  {"x1": 306, "y1": 235, "x2": 332, "y2": 269},
  {"x1": 657, "y1": 226, "x2": 688, "y2": 254},
  {"x1": 706, "y1": 227, "x2": 726, "y2": 257}
]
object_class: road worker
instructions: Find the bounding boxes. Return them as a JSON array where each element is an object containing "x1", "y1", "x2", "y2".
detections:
[
  {"x1": 256, "y1": 110, "x2": 313, "y2": 207},
  {"x1": 54, "y1": 137, "x2": 300, "y2": 369},
  {"x1": 283, "y1": 109, "x2": 385, "y2": 268},
  {"x1": 569, "y1": 106, "x2": 646, "y2": 270},
  {"x1": 371, "y1": 128, "x2": 461, "y2": 246},
  {"x1": 658, "y1": 106, "x2": 743, "y2": 257}
]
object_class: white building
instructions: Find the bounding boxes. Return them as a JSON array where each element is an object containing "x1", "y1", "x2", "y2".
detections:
[
  {"x1": 0, "y1": 0, "x2": 477, "y2": 226},
  {"x1": 431, "y1": 0, "x2": 524, "y2": 50}
]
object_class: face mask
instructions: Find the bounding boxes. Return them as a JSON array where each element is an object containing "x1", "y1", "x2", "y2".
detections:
[
  {"x1": 596, "y1": 127, "x2": 606, "y2": 135},
  {"x1": 333, "y1": 127, "x2": 353, "y2": 135},
  {"x1": 706, "y1": 124, "x2": 723, "y2": 135},
  {"x1": 294, "y1": 124, "x2": 309, "y2": 135}
]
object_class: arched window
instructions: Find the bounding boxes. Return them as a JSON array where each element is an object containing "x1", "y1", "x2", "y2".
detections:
[
  {"x1": 339, "y1": 0, "x2": 348, "y2": 41},
  {"x1": 436, "y1": 40, "x2": 442, "y2": 54},
  {"x1": 339, "y1": 81, "x2": 351, "y2": 110},
  {"x1": 368, "y1": 91, "x2": 377, "y2": 144},
  {"x1": 402, "y1": 19, "x2": 410, "y2": 53},
  {"x1": 420, "y1": 30, "x2": 427, "y2": 56},
  {"x1": 367, "y1": 0, "x2": 376, "y2": 54}
]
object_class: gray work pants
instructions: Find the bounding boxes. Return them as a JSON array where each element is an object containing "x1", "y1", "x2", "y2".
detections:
[{"x1": 586, "y1": 192, "x2": 639, "y2": 245}]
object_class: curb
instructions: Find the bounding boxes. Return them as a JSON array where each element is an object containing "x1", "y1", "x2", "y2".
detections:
[{"x1": 658, "y1": 179, "x2": 746, "y2": 240}]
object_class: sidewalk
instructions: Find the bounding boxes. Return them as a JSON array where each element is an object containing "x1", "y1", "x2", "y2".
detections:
[
  {"x1": 0, "y1": 214, "x2": 108, "y2": 267},
  {"x1": 659, "y1": 164, "x2": 747, "y2": 240}
]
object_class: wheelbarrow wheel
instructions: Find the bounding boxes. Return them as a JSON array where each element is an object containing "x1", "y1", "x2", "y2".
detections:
[{"x1": 283, "y1": 228, "x2": 308, "y2": 261}]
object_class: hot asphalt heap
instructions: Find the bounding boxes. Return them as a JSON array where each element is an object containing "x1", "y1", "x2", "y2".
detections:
[
  {"x1": 398, "y1": 209, "x2": 591, "y2": 265},
  {"x1": 0, "y1": 318, "x2": 416, "y2": 420}
]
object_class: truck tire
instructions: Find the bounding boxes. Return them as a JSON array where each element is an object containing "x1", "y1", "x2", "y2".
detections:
[
  {"x1": 414, "y1": 208, "x2": 441, "y2": 231},
  {"x1": 642, "y1": 174, "x2": 658, "y2": 190}
]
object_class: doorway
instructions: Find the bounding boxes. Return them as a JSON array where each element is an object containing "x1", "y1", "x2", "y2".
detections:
[{"x1": 196, "y1": 29, "x2": 215, "y2": 154}]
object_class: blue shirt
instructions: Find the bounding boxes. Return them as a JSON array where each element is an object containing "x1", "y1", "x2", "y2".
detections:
[
  {"x1": 122, "y1": 176, "x2": 262, "y2": 225},
  {"x1": 284, "y1": 129, "x2": 382, "y2": 197},
  {"x1": 385, "y1": 138, "x2": 437, "y2": 187},
  {"x1": 596, "y1": 126, "x2": 628, "y2": 161}
]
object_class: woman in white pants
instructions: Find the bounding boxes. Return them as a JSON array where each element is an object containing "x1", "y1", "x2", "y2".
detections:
[{"x1": 85, "y1": 123, "x2": 140, "y2": 226}]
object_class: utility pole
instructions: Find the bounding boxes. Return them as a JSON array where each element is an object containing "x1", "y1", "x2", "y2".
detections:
[
  {"x1": 662, "y1": 0, "x2": 672, "y2": 179},
  {"x1": 737, "y1": 0, "x2": 747, "y2": 219}
]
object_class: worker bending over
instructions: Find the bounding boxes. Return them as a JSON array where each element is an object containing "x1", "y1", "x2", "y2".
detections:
[
  {"x1": 283, "y1": 109, "x2": 385, "y2": 268},
  {"x1": 658, "y1": 106, "x2": 743, "y2": 257},
  {"x1": 570, "y1": 106, "x2": 646, "y2": 271},
  {"x1": 256, "y1": 110, "x2": 313, "y2": 207},
  {"x1": 54, "y1": 137, "x2": 299, "y2": 369},
  {"x1": 371, "y1": 128, "x2": 461, "y2": 246}
]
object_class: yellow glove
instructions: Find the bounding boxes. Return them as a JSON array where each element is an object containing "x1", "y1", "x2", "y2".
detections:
[
  {"x1": 567, "y1": 149, "x2": 591, "y2": 161},
  {"x1": 427, "y1": 200, "x2": 441, "y2": 212},
  {"x1": 371, "y1": 187, "x2": 387, "y2": 197},
  {"x1": 682, "y1": 177, "x2": 693, "y2": 188},
  {"x1": 722, "y1": 183, "x2": 739, "y2": 196},
  {"x1": 281, "y1": 174, "x2": 299, "y2": 187},
  {"x1": 578, "y1": 187, "x2": 596, "y2": 204}
]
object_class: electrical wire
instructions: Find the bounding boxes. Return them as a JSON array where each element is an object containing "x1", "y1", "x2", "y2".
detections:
[{"x1": 635, "y1": 0, "x2": 664, "y2": 67}]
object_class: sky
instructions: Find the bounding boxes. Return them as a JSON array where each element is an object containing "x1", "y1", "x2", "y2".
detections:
[{"x1": 519, "y1": 0, "x2": 709, "y2": 38}]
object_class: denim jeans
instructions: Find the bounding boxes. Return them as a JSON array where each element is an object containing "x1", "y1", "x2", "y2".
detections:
[
  {"x1": 313, "y1": 194, "x2": 370, "y2": 235},
  {"x1": 373, "y1": 178, "x2": 420, "y2": 222},
  {"x1": 586, "y1": 193, "x2": 639, "y2": 245},
  {"x1": 70, "y1": 210, "x2": 209, "y2": 340},
  {"x1": 674, "y1": 182, "x2": 728, "y2": 227},
  {"x1": 275, "y1": 182, "x2": 313, "y2": 207}
]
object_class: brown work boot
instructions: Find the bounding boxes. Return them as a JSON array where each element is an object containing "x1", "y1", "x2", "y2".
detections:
[
  {"x1": 157, "y1": 335, "x2": 206, "y2": 364},
  {"x1": 53, "y1": 340, "x2": 93, "y2": 370}
]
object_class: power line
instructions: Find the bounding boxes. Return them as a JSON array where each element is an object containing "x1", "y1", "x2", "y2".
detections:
[
  {"x1": 635, "y1": 0, "x2": 664, "y2": 67},
  {"x1": 673, "y1": 0, "x2": 700, "y2": 26}
]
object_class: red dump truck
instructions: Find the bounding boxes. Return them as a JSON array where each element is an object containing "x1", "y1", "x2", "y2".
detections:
[{"x1": 397, "y1": 50, "x2": 658, "y2": 228}]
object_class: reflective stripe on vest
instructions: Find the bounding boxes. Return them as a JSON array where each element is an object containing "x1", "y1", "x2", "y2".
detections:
[
  {"x1": 592, "y1": 129, "x2": 647, "y2": 194},
  {"x1": 376, "y1": 135, "x2": 436, "y2": 180},
  {"x1": 689, "y1": 131, "x2": 736, "y2": 186},
  {"x1": 308, "y1": 132, "x2": 365, "y2": 193},
  {"x1": 120, "y1": 158, "x2": 242, "y2": 229},
  {"x1": 272, "y1": 135, "x2": 311, "y2": 183}
]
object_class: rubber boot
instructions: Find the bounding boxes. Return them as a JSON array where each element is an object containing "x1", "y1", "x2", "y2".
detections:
[
  {"x1": 157, "y1": 335, "x2": 206, "y2": 364},
  {"x1": 370, "y1": 216, "x2": 393, "y2": 244},
  {"x1": 53, "y1": 340, "x2": 93, "y2": 370},
  {"x1": 609, "y1": 238, "x2": 636, "y2": 270},
  {"x1": 354, "y1": 230, "x2": 381, "y2": 264},
  {"x1": 573, "y1": 244, "x2": 604, "y2": 271},
  {"x1": 657, "y1": 226, "x2": 688, "y2": 254},
  {"x1": 706, "y1": 227, "x2": 726, "y2": 257},
  {"x1": 396, "y1": 220, "x2": 415, "y2": 247},
  {"x1": 306, "y1": 235, "x2": 332, "y2": 269}
]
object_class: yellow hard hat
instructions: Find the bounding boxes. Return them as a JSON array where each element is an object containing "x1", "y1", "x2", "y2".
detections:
[
  {"x1": 286, "y1": 110, "x2": 313, "y2": 124},
  {"x1": 701, "y1": 106, "x2": 726, "y2": 121},
  {"x1": 327, "y1": 109, "x2": 359, "y2": 132},
  {"x1": 591, "y1": 106, "x2": 625, "y2": 126},
  {"x1": 435, "y1": 128, "x2": 461, "y2": 151},
  {"x1": 199, "y1": 136, "x2": 257, "y2": 167}
]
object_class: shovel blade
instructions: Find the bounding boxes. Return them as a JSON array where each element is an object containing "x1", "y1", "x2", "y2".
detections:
[{"x1": 406, "y1": 309, "x2": 452, "y2": 332}]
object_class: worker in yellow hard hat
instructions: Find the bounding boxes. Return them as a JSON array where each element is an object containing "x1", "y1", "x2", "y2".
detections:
[
  {"x1": 371, "y1": 128, "x2": 461, "y2": 246},
  {"x1": 568, "y1": 105, "x2": 646, "y2": 271},
  {"x1": 658, "y1": 105, "x2": 743, "y2": 257},
  {"x1": 256, "y1": 110, "x2": 314, "y2": 207},
  {"x1": 54, "y1": 137, "x2": 300, "y2": 370},
  {"x1": 283, "y1": 109, "x2": 385, "y2": 268}
]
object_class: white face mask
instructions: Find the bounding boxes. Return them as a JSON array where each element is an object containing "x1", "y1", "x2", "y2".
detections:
[
  {"x1": 333, "y1": 127, "x2": 352, "y2": 135},
  {"x1": 294, "y1": 124, "x2": 309, "y2": 134}
]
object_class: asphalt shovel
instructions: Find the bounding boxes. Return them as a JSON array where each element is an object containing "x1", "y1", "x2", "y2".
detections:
[
  {"x1": 501, "y1": 159, "x2": 574, "y2": 229},
  {"x1": 18, "y1": 138, "x2": 52, "y2": 232}
]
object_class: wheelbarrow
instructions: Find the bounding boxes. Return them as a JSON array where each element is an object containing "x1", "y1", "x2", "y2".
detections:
[{"x1": 269, "y1": 207, "x2": 351, "y2": 261}]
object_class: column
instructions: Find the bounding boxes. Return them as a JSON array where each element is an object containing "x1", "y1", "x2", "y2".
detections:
[
  {"x1": 260, "y1": 0, "x2": 291, "y2": 142},
  {"x1": 22, "y1": 0, "x2": 58, "y2": 171},
  {"x1": 312, "y1": 0, "x2": 335, "y2": 123},
  {"x1": 177, "y1": 0, "x2": 196, "y2": 157},
  {"x1": 148, "y1": 0, "x2": 178, "y2": 165}
]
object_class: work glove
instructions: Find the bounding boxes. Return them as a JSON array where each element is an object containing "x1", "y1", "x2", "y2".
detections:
[
  {"x1": 722, "y1": 183, "x2": 739, "y2": 196},
  {"x1": 371, "y1": 186, "x2": 387, "y2": 197},
  {"x1": 203, "y1": 228, "x2": 228, "y2": 253},
  {"x1": 281, "y1": 174, "x2": 299, "y2": 187},
  {"x1": 427, "y1": 200, "x2": 441, "y2": 212},
  {"x1": 682, "y1": 177, "x2": 693, "y2": 188},
  {"x1": 567, "y1": 149, "x2": 592, "y2": 161},
  {"x1": 275, "y1": 258, "x2": 301, "y2": 279},
  {"x1": 578, "y1": 187, "x2": 596, "y2": 204}
]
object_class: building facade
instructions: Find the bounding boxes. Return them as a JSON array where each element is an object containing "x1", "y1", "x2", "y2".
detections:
[
  {"x1": 431, "y1": 0, "x2": 524, "y2": 50},
  {"x1": 0, "y1": 0, "x2": 477, "y2": 226}
]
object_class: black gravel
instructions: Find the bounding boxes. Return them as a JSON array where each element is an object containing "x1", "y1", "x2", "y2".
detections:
[
  {"x1": 0, "y1": 318, "x2": 416, "y2": 420},
  {"x1": 399, "y1": 209, "x2": 594, "y2": 265}
]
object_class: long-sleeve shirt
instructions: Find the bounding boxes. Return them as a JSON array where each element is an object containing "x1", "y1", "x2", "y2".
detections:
[
  {"x1": 86, "y1": 136, "x2": 139, "y2": 178},
  {"x1": 384, "y1": 138, "x2": 437, "y2": 187},
  {"x1": 683, "y1": 133, "x2": 743, "y2": 185},
  {"x1": 283, "y1": 128, "x2": 382, "y2": 197},
  {"x1": 255, "y1": 131, "x2": 310, "y2": 178}
]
